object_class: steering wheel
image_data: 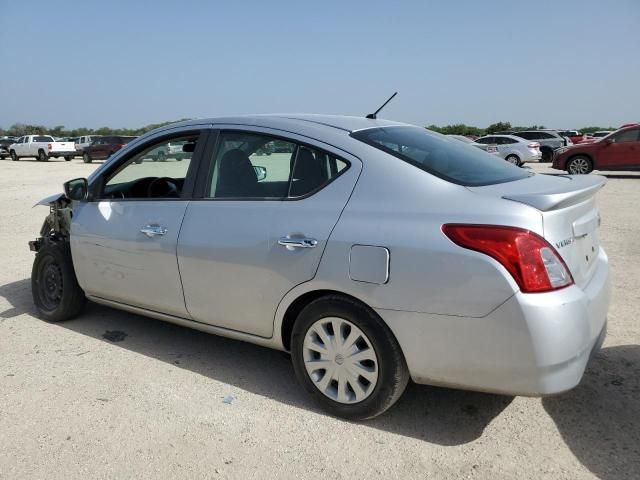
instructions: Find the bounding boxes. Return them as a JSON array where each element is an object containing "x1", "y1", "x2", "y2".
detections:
[{"x1": 147, "y1": 177, "x2": 180, "y2": 198}]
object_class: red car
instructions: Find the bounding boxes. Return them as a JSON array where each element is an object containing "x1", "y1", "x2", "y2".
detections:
[{"x1": 553, "y1": 125, "x2": 640, "y2": 174}]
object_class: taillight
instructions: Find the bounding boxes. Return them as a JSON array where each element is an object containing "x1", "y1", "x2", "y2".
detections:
[
  {"x1": 528, "y1": 142, "x2": 540, "y2": 149},
  {"x1": 47, "y1": 143, "x2": 52, "y2": 150},
  {"x1": 441, "y1": 224, "x2": 573, "y2": 293}
]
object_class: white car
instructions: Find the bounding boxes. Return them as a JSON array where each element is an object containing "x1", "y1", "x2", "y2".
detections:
[
  {"x1": 9, "y1": 135, "x2": 77, "y2": 162},
  {"x1": 476, "y1": 135, "x2": 542, "y2": 166}
]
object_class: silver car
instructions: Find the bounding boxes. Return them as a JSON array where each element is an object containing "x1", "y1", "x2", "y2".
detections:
[
  {"x1": 30, "y1": 115, "x2": 609, "y2": 420},
  {"x1": 476, "y1": 134, "x2": 542, "y2": 165}
]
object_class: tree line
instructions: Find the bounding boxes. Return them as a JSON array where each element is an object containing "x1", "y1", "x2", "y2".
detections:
[
  {"x1": 0, "y1": 119, "x2": 191, "y2": 138},
  {"x1": 426, "y1": 122, "x2": 618, "y2": 136},
  {"x1": 1, "y1": 119, "x2": 618, "y2": 138}
]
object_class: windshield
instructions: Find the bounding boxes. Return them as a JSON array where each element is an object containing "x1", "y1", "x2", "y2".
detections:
[{"x1": 351, "y1": 126, "x2": 531, "y2": 187}]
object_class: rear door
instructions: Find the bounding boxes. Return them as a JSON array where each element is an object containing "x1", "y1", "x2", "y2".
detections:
[
  {"x1": 177, "y1": 127, "x2": 361, "y2": 337},
  {"x1": 71, "y1": 128, "x2": 207, "y2": 317}
]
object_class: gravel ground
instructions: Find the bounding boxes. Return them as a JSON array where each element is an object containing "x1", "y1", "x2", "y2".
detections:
[{"x1": 1, "y1": 158, "x2": 638, "y2": 479}]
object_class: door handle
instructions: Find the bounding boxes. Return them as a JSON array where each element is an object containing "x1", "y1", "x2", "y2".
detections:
[
  {"x1": 140, "y1": 225, "x2": 167, "y2": 237},
  {"x1": 278, "y1": 237, "x2": 318, "y2": 249}
]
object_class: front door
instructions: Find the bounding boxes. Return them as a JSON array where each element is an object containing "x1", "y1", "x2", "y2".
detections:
[
  {"x1": 178, "y1": 128, "x2": 361, "y2": 337},
  {"x1": 602, "y1": 128, "x2": 640, "y2": 169},
  {"x1": 71, "y1": 129, "x2": 206, "y2": 317}
]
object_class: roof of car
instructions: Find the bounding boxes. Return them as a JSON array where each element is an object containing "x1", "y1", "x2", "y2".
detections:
[
  {"x1": 479, "y1": 134, "x2": 524, "y2": 141},
  {"x1": 163, "y1": 114, "x2": 411, "y2": 134}
]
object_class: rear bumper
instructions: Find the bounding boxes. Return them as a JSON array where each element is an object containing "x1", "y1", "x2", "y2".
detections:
[
  {"x1": 379, "y1": 248, "x2": 610, "y2": 396},
  {"x1": 48, "y1": 150, "x2": 77, "y2": 157}
]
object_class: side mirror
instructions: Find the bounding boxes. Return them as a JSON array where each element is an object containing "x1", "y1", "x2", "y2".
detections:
[
  {"x1": 604, "y1": 138, "x2": 614, "y2": 145},
  {"x1": 253, "y1": 165, "x2": 267, "y2": 181},
  {"x1": 64, "y1": 177, "x2": 88, "y2": 201}
]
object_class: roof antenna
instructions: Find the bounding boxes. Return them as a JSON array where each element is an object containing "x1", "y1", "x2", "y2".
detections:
[{"x1": 366, "y1": 92, "x2": 398, "y2": 119}]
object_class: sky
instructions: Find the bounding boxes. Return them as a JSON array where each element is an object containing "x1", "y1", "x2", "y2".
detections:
[{"x1": 1, "y1": 0, "x2": 639, "y2": 130}]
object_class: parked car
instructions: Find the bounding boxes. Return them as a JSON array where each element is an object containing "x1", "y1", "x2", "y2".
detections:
[
  {"x1": 0, "y1": 137, "x2": 17, "y2": 159},
  {"x1": 29, "y1": 115, "x2": 609, "y2": 420},
  {"x1": 8, "y1": 135, "x2": 76, "y2": 161},
  {"x1": 511, "y1": 131, "x2": 572, "y2": 162},
  {"x1": 82, "y1": 135, "x2": 137, "y2": 163},
  {"x1": 475, "y1": 134, "x2": 541, "y2": 165},
  {"x1": 553, "y1": 125, "x2": 640, "y2": 174},
  {"x1": 446, "y1": 134, "x2": 499, "y2": 155},
  {"x1": 558, "y1": 130, "x2": 586, "y2": 144},
  {"x1": 144, "y1": 141, "x2": 191, "y2": 162},
  {"x1": 75, "y1": 135, "x2": 101, "y2": 153}
]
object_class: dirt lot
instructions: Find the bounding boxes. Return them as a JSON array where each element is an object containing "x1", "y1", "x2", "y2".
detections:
[{"x1": 1, "y1": 158, "x2": 638, "y2": 479}]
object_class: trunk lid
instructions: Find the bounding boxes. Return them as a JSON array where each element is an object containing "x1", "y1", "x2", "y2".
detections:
[{"x1": 468, "y1": 173, "x2": 606, "y2": 289}]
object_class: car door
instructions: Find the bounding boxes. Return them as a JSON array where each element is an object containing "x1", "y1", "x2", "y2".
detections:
[
  {"x1": 13, "y1": 137, "x2": 24, "y2": 155},
  {"x1": 70, "y1": 128, "x2": 208, "y2": 317},
  {"x1": 602, "y1": 128, "x2": 640, "y2": 169},
  {"x1": 177, "y1": 127, "x2": 361, "y2": 337}
]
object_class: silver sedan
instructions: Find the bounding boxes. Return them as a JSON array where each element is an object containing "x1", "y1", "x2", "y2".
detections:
[
  {"x1": 29, "y1": 115, "x2": 609, "y2": 420},
  {"x1": 476, "y1": 134, "x2": 543, "y2": 165}
]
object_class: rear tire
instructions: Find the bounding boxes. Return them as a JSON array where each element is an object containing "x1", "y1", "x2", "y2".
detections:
[
  {"x1": 291, "y1": 295, "x2": 409, "y2": 420},
  {"x1": 567, "y1": 155, "x2": 593, "y2": 175},
  {"x1": 64, "y1": 156, "x2": 72, "y2": 161},
  {"x1": 83, "y1": 153, "x2": 92, "y2": 164},
  {"x1": 541, "y1": 148, "x2": 553, "y2": 163},
  {"x1": 505, "y1": 154, "x2": 520, "y2": 166},
  {"x1": 38, "y1": 150, "x2": 48, "y2": 162},
  {"x1": 31, "y1": 241, "x2": 86, "y2": 322}
]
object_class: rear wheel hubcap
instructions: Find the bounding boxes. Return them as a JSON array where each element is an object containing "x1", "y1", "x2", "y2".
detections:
[{"x1": 303, "y1": 317, "x2": 378, "y2": 404}]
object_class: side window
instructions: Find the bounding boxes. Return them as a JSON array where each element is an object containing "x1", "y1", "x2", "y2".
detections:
[
  {"x1": 207, "y1": 132, "x2": 348, "y2": 199},
  {"x1": 101, "y1": 133, "x2": 199, "y2": 199},
  {"x1": 475, "y1": 137, "x2": 491, "y2": 144},
  {"x1": 612, "y1": 129, "x2": 639, "y2": 143},
  {"x1": 517, "y1": 132, "x2": 534, "y2": 140}
]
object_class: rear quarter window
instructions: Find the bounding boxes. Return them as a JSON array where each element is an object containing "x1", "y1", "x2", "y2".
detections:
[{"x1": 351, "y1": 126, "x2": 530, "y2": 187}]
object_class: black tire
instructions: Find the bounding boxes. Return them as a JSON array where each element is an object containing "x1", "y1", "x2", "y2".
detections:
[
  {"x1": 291, "y1": 295, "x2": 409, "y2": 420},
  {"x1": 566, "y1": 155, "x2": 593, "y2": 175},
  {"x1": 64, "y1": 156, "x2": 72, "y2": 161},
  {"x1": 38, "y1": 150, "x2": 48, "y2": 162},
  {"x1": 155, "y1": 151, "x2": 166, "y2": 162},
  {"x1": 0, "y1": 155, "x2": 5, "y2": 160},
  {"x1": 540, "y1": 148, "x2": 553, "y2": 163},
  {"x1": 83, "y1": 153, "x2": 92, "y2": 163},
  {"x1": 10, "y1": 150, "x2": 18, "y2": 161},
  {"x1": 31, "y1": 241, "x2": 85, "y2": 322},
  {"x1": 505, "y1": 154, "x2": 520, "y2": 166}
]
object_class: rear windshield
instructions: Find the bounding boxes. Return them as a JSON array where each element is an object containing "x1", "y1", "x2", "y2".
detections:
[
  {"x1": 34, "y1": 136, "x2": 54, "y2": 142},
  {"x1": 351, "y1": 126, "x2": 530, "y2": 186}
]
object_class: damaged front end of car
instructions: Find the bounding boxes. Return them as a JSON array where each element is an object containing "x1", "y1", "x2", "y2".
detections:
[{"x1": 29, "y1": 193, "x2": 74, "y2": 252}]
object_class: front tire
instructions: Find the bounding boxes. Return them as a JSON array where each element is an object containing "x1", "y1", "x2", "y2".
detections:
[
  {"x1": 10, "y1": 150, "x2": 18, "y2": 161},
  {"x1": 31, "y1": 241, "x2": 85, "y2": 322},
  {"x1": 64, "y1": 156, "x2": 72, "y2": 161},
  {"x1": 83, "y1": 153, "x2": 92, "y2": 163},
  {"x1": 291, "y1": 295, "x2": 409, "y2": 420},
  {"x1": 505, "y1": 154, "x2": 520, "y2": 166},
  {"x1": 567, "y1": 155, "x2": 593, "y2": 174},
  {"x1": 38, "y1": 150, "x2": 48, "y2": 162}
]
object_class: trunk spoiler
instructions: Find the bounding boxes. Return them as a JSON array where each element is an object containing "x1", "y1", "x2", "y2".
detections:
[{"x1": 502, "y1": 175, "x2": 606, "y2": 211}]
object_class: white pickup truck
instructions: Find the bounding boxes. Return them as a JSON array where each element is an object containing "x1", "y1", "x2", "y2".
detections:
[{"x1": 9, "y1": 135, "x2": 77, "y2": 162}]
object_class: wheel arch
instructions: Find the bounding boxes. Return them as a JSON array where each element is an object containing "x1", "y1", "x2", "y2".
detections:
[{"x1": 278, "y1": 288, "x2": 386, "y2": 352}]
